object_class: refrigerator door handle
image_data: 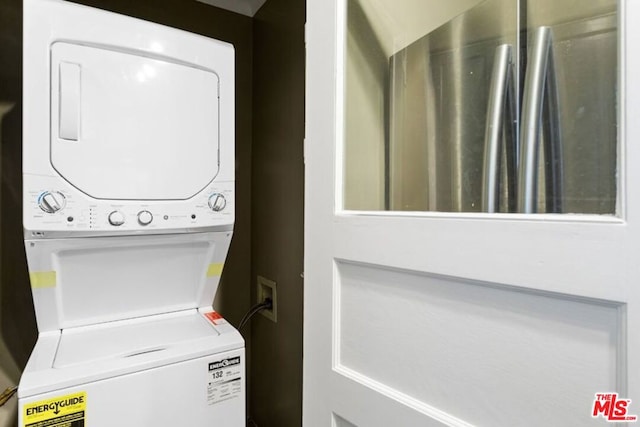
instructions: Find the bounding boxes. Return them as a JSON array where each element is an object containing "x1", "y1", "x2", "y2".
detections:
[
  {"x1": 518, "y1": 26, "x2": 563, "y2": 213},
  {"x1": 482, "y1": 44, "x2": 517, "y2": 213}
]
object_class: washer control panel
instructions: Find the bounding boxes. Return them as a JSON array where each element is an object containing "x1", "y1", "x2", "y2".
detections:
[{"x1": 24, "y1": 174, "x2": 234, "y2": 232}]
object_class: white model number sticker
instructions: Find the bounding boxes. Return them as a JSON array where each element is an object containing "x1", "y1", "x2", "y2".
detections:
[{"x1": 207, "y1": 356, "x2": 242, "y2": 405}]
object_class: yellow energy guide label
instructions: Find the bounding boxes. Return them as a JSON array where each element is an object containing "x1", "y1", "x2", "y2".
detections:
[{"x1": 23, "y1": 392, "x2": 86, "y2": 427}]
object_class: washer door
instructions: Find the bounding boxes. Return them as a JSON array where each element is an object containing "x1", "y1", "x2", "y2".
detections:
[{"x1": 50, "y1": 42, "x2": 220, "y2": 200}]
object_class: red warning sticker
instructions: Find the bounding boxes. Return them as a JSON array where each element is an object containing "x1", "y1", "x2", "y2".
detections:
[{"x1": 204, "y1": 311, "x2": 227, "y2": 325}]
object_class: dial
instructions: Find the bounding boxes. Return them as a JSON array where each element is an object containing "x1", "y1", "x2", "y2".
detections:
[
  {"x1": 108, "y1": 211, "x2": 126, "y2": 226},
  {"x1": 38, "y1": 191, "x2": 66, "y2": 214},
  {"x1": 208, "y1": 193, "x2": 227, "y2": 212},
  {"x1": 137, "y1": 210, "x2": 153, "y2": 226}
]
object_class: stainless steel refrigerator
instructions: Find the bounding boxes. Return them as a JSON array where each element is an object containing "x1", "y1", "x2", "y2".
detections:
[{"x1": 388, "y1": 0, "x2": 618, "y2": 214}]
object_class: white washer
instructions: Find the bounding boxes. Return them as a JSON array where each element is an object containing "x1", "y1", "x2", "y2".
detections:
[{"x1": 19, "y1": 0, "x2": 243, "y2": 425}]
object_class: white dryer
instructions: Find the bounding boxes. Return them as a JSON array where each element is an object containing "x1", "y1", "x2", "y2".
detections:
[{"x1": 19, "y1": 0, "x2": 243, "y2": 425}]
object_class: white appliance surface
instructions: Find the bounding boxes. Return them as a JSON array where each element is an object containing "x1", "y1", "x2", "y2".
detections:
[
  {"x1": 54, "y1": 310, "x2": 220, "y2": 369},
  {"x1": 19, "y1": 344, "x2": 245, "y2": 426},
  {"x1": 50, "y1": 42, "x2": 220, "y2": 201},
  {"x1": 19, "y1": 310, "x2": 243, "y2": 398},
  {"x1": 26, "y1": 231, "x2": 232, "y2": 332}
]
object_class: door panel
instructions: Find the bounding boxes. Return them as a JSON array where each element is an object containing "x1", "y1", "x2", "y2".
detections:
[
  {"x1": 305, "y1": 0, "x2": 639, "y2": 426},
  {"x1": 337, "y1": 261, "x2": 622, "y2": 427},
  {"x1": 50, "y1": 42, "x2": 220, "y2": 201}
]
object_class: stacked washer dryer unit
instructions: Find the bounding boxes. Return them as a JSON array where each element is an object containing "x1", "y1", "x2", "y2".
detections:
[{"x1": 20, "y1": 0, "x2": 243, "y2": 425}]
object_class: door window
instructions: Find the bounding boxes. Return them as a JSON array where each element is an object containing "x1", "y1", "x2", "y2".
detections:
[{"x1": 343, "y1": 0, "x2": 618, "y2": 214}]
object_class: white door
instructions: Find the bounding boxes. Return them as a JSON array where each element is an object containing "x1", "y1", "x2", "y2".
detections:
[{"x1": 304, "y1": 0, "x2": 640, "y2": 426}]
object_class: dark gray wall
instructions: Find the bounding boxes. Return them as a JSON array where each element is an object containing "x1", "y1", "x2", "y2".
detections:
[
  {"x1": 250, "y1": 0, "x2": 305, "y2": 426},
  {"x1": 0, "y1": 0, "x2": 253, "y2": 371},
  {"x1": 0, "y1": 0, "x2": 35, "y2": 371}
]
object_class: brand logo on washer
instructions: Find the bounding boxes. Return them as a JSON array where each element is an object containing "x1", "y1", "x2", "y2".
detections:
[{"x1": 209, "y1": 357, "x2": 241, "y2": 371}]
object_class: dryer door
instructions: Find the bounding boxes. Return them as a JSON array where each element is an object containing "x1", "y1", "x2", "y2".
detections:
[{"x1": 50, "y1": 42, "x2": 220, "y2": 200}]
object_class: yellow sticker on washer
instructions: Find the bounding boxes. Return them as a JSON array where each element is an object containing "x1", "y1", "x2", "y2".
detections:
[
  {"x1": 207, "y1": 263, "x2": 224, "y2": 277},
  {"x1": 23, "y1": 391, "x2": 86, "y2": 427},
  {"x1": 29, "y1": 271, "x2": 57, "y2": 289}
]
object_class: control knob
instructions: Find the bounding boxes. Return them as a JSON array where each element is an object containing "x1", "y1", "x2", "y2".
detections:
[
  {"x1": 208, "y1": 193, "x2": 227, "y2": 212},
  {"x1": 38, "y1": 191, "x2": 66, "y2": 214},
  {"x1": 137, "y1": 210, "x2": 153, "y2": 226},
  {"x1": 108, "y1": 211, "x2": 126, "y2": 226}
]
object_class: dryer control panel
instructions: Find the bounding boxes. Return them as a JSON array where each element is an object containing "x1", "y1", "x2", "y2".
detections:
[{"x1": 24, "y1": 174, "x2": 234, "y2": 233}]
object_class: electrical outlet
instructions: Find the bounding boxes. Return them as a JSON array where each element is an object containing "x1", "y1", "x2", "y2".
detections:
[{"x1": 256, "y1": 276, "x2": 277, "y2": 322}]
